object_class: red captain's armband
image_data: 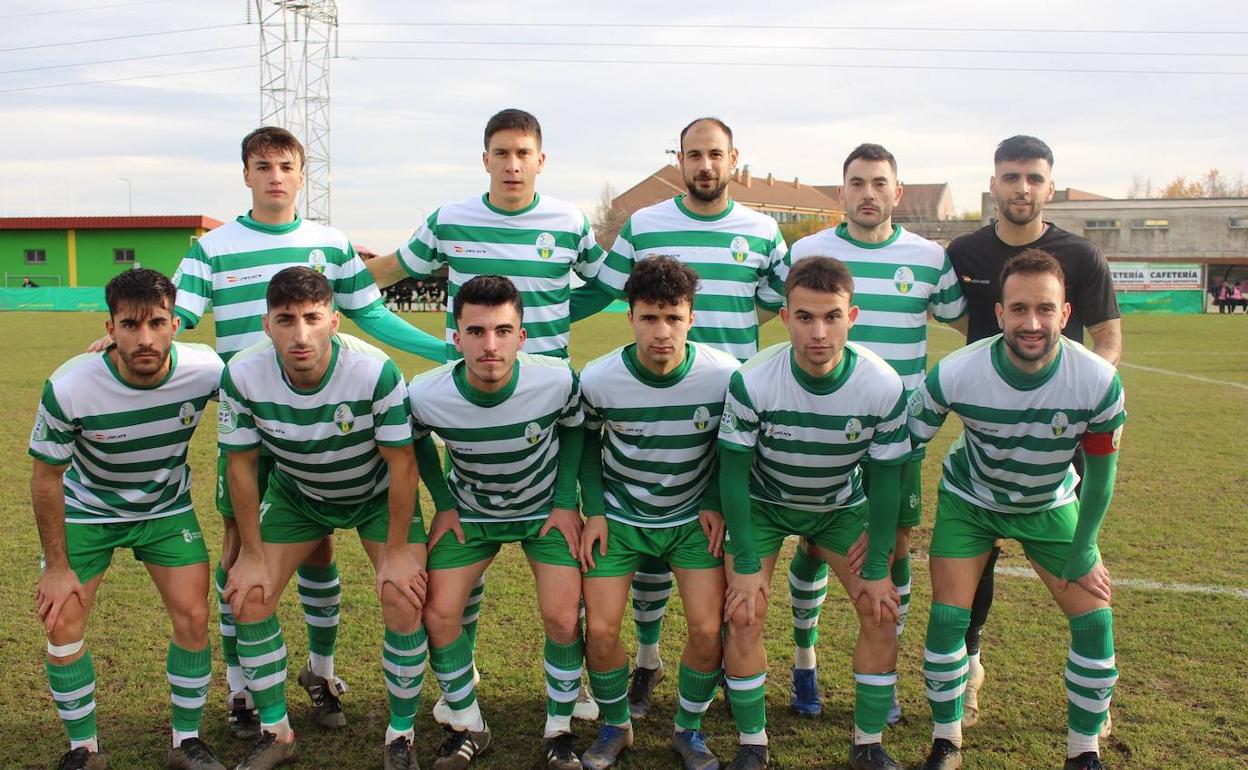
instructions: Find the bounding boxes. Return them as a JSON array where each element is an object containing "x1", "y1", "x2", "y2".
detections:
[{"x1": 1082, "y1": 426, "x2": 1122, "y2": 456}]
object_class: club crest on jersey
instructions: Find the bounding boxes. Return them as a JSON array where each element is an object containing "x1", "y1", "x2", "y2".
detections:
[
  {"x1": 693, "y1": 406, "x2": 711, "y2": 431},
  {"x1": 31, "y1": 413, "x2": 48, "y2": 442},
  {"x1": 1050, "y1": 411, "x2": 1069, "y2": 437},
  {"x1": 308, "y1": 249, "x2": 327, "y2": 274},
  {"x1": 179, "y1": 402, "x2": 196, "y2": 426},
  {"x1": 894, "y1": 266, "x2": 915, "y2": 294},
  {"x1": 845, "y1": 417, "x2": 863, "y2": 442},
  {"x1": 730, "y1": 236, "x2": 750, "y2": 263},
  {"x1": 334, "y1": 403, "x2": 355, "y2": 433},
  {"x1": 535, "y1": 232, "x2": 556, "y2": 260},
  {"x1": 719, "y1": 406, "x2": 737, "y2": 434},
  {"x1": 218, "y1": 401, "x2": 238, "y2": 434},
  {"x1": 907, "y1": 391, "x2": 925, "y2": 417},
  {"x1": 524, "y1": 421, "x2": 543, "y2": 444}
]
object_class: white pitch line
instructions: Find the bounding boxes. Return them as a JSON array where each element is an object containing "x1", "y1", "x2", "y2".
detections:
[
  {"x1": 1119, "y1": 362, "x2": 1248, "y2": 392},
  {"x1": 994, "y1": 565, "x2": 1248, "y2": 599}
]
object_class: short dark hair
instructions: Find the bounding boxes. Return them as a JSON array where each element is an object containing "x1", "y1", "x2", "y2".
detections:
[
  {"x1": 625, "y1": 256, "x2": 700, "y2": 309},
  {"x1": 679, "y1": 117, "x2": 733, "y2": 152},
  {"x1": 453, "y1": 274, "x2": 524, "y2": 321},
  {"x1": 999, "y1": 248, "x2": 1066, "y2": 295},
  {"x1": 241, "y1": 126, "x2": 305, "y2": 169},
  {"x1": 994, "y1": 135, "x2": 1054, "y2": 167},
  {"x1": 785, "y1": 256, "x2": 855, "y2": 299},
  {"x1": 105, "y1": 268, "x2": 176, "y2": 318},
  {"x1": 484, "y1": 108, "x2": 542, "y2": 150},
  {"x1": 843, "y1": 142, "x2": 897, "y2": 177},
  {"x1": 267, "y1": 266, "x2": 333, "y2": 310}
]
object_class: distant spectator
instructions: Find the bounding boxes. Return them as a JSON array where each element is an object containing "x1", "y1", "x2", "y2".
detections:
[
  {"x1": 21, "y1": 276, "x2": 37, "y2": 288},
  {"x1": 1218, "y1": 281, "x2": 1232, "y2": 313},
  {"x1": 1233, "y1": 281, "x2": 1245, "y2": 313}
]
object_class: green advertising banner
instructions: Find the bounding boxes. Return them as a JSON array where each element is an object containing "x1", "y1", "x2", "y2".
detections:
[
  {"x1": 1115, "y1": 290, "x2": 1203, "y2": 314},
  {"x1": 0, "y1": 287, "x2": 107, "y2": 311}
]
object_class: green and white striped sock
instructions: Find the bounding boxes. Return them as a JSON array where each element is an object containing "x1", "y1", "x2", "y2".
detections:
[
  {"x1": 1066, "y1": 608, "x2": 1117, "y2": 757},
  {"x1": 854, "y1": 670, "x2": 897, "y2": 744},
  {"x1": 383, "y1": 627, "x2": 427, "y2": 736},
  {"x1": 47, "y1": 652, "x2": 97, "y2": 750},
  {"x1": 297, "y1": 562, "x2": 340, "y2": 678},
  {"x1": 214, "y1": 562, "x2": 245, "y2": 692},
  {"x1": 587, "y1": 664, "x2": 631, "y2": 727},
  {"x1": 544, "y1": 635, "x2": 584, "y2": 737},
  {"x1": 924, "y1": 602, "x2": 971, "y2": 747},
  {"x1": 236, "y1": 615, "x2": 289, "y2": 730},
  {"x1": 675, "y1": 664, "x2": 721, "y2": 732},
  {"x1": 430, "y1": 632, "x2": 482, "y2": 731},
  {"x1": 462, "y1": 576, "x2": 485, "y2": 652},
  {"x1": 788, "y1": 548, "x2": 829, "y2": 669},
  {"x1": 726, "y1": 672, "x2": 768, "y2": 745},
  {"x1": 167, "y1": 643, "x2": 211, "y2": 745}
]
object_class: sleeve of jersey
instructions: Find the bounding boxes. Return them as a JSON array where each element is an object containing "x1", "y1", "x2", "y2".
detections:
[
  {"x1": 553, "y1": 423, "x2": 584, "y2": 509},
  {"x1": 867, "y1": 387, "x2": 912, "y2": 466},
  {"x1": 1086, "y1": 372, "x2": 1126, "y2": 435},
  {"x1": 754, "y1": 228, "x2": 788, "y2": 311},
  {"x1": 716, "y1": 372, "x2": 761, "y2": 453},
  {"x1": 929, "y1": 252, "x2": 968, "y2": 322},
  {"x1": 217, "y1": 368, "x2": 260, "y2": 451},
  {"x1": 718, "y1": 443, "x2": 759, "y2": 574},
  {"x1": 764, "y1": 250, "x2": 792, "y2": 304},
  {"x1": 173, "y1": 240, "x2": 213, "y2": 328},
  {"x1": 590, "y1": 220, "x2": 634, "y2": 299},
  {"x1": 863, "y1": 461, "x2": 902, "y2": 581},
  {"x1": 573, "y1": 213, "x2": 608, "y2": 281},
  {"x1": 350, "y1": 303, "x2": 448, "y2": 363},
  {"x1": 578, "y1": 424, "x2": 607, "y2": 517},
  {"x1": 1073, "y1": 245, "x2": 1122, "y2": 325},
  {"x1": 372, "y1": 360, "x2": 414, "y2": 447},
  {"x1": 569, "y1": 282, "x2": 618, "y2": 323},
  {"x1": 1064, "y1": 449, "x2": 1119, "y2": 581},
  {"x1": 907, "y1": 366, "x2": 951, "y2": 452},
  {"x1": 396, "y1": 212, "x2": 443, "y2": 280},
  {"x1": 557, "y1": 369, "x2": 585, "y2": 428},
  {"x1": 698, "y1": 457, "x2": 722, "y2": 513},
  {"x1": 29, "y1": 380, "x2": 75, "y2": 465},
  {"x1": 414, "y1": 433, "x2": 456, "y2": 512}
]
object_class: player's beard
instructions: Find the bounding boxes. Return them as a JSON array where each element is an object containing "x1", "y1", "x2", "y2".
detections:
[
  {"x1": 997, "y1": 195, "x2": 1042, "y2": 226},
  {"x1": 685, "y1": 173, "x2": 728, "y2": 203},
  {"x1": 118, "y1": 343, "x2": 170, "y2": 378},
  {"x1": 1003, "y1": 326, "x2": 1059, "y2": 362}
]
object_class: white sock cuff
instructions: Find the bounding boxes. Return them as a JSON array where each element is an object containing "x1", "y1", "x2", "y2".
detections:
[{"x1": 48, "y1": 639, "x2": 84, "y2": 657}]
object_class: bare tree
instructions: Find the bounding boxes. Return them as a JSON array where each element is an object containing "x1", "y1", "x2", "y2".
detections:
[{"x1": 591, "y1": 182, "x2": 630, "y2": 252}]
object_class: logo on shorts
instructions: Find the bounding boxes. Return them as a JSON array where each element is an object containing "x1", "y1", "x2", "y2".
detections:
[
  {"x1": 894, "y1": 266, "x2": 915, "y2": 294},
  {"x1": 535, "y1": 232, "x2": 556, "y2": 260},
  {"x1": 909, "y1": 492, "x2": 920, "y2": 511},
  {"x1": 730, "y1": 236, "x2": 750, "y2": 263},
  {"x1": 1050, "y1": 411, "x2": 1069, "y2": 437},
  {"x1": 179, "y1": 402, "x2": 196, "y2": 426},
  {"x1": 845, "y1": 417, "x2": 863, "y2": 442},
  {"x1": 719, "y1": 406, "x2": 737, "y2": 434},
  {"x1": 693, "y1": 406, "x2": 711, "y2": 431},
  {"x1": 181, "y1": 528, "x2": 203, "y2": 544},
  {"x1": 31, "y1": 413, "x2": 48, "y2": 442},
  {"x1": 524, "y1": 421, "x2": 543, "y2": 445},
  {"x1": 1111, "y1": 425, "x2": 1123, "y2": 450},
  {"x1": 308, "y1": 249, "x2": 327, "y2": 274},
  {"x1": 334, "y1": 403, "x2": 354, "y2": 433},
  {"x1": 217, "y1": 401, "x2": 238, "y2": 434},
  {"x1": 907, "y1": 391, "x2": 925, "y2": 417}
]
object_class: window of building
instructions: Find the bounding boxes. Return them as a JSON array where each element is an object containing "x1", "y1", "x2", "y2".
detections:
[
  {"x1": 24, "y1": 249, "x2": 46, "y2": 264},
  {"x1": 1130, "y1": 219, "x2": 1170, "y2": 229},
  {"x1": 1229, "y1": 217, "x2": 1248, "y2": 229},
  {"x1": 1084, "y1": 219, "x2": 1120, "y2": 230},
  {"x1": 114, "y1": 248, "x2": 136, "y2": 264}
]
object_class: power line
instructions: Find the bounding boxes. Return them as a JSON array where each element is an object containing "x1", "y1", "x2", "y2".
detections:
[
  {"x1": 341, "y1": 38, "x2": 1248, "y2": 58},
  {"x1": 345, "y1": 54, "x2": 1248, "y2": 77},
  {"x1": 0, "y1": 45, "x2": 253, "y2": 75},
  {"x1": 343, "y1": 21, "x2": 1248, "y2": 35},
  {"x1": 0, "y1": 0, "x2": 178, "y2": 19},
  {"x1": 0, "y1": 63, "x2": 255, "y2": 95},
  {"x1": 0, "y1": 23, "x2": 247, "y2": 54}
]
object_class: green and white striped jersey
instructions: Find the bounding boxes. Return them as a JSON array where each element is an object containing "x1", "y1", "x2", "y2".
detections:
[
  {"x1": 397, "y1": 193, "x2": 605, "y2": 359},
  {"x1": 908, "y1": 335, "x2": 1126, "y2": 514},
  {"x1": 407, "y1": 352, "x2": 583, "y2": 523},
  {"x1": 592, "y1": 196, "x2": 788, "y2": 361},
  {"x1": 718, "y1": 342, "x2": 910, "y2": 511},
  {"x1": 581, "y1": 342, "x2": 739, "y2": 527},
  {"x1": 779, "y1": 223, "x2": 965, "y2": 392},
  {"x1": 175, "y1": 213, "x2": 384, "y2": 361},
  {"x1": 218, "y1": 333, "x2": 412, "y2": 505},
  {"x1": 29, "y1": 342, "x2": 223, "y2": 524}
]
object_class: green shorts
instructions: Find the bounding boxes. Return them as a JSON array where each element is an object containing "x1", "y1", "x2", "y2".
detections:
[
  {"x1": 862, "y1": 456, "x2": 922, "y2": 528},
  {"x1": 428, "y1": 517, "x2": 579, "y2": 571},
  {"x1": 259, "y1": 472, "x2": 428, "y2": 545},
  {"x1": 63, "y1": 509, "x2": 209, "y2": 584},
  {"x1": 929, "y1": 489, "x2": 1090, "y2": 578},
  {"x1": 728, "y1": 499, "x2": 868, "y2": 562},
  {"x1": 216, "y1": 447, "x2": 276, "y2": 519},
  {"x1": 584, "y1": 517, "x2": 722, "y2": 578}
]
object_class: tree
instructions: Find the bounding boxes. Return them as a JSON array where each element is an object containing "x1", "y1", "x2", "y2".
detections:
[
  {"x1": 1132, "y1": 168, "x2": 1248, "y2": 198},
  {"x1": 591, "y1": 183, "x2": 630, "y2": 252},
  {"x1": 779, "y1": 215, "x2": 836, "y2": 245}
]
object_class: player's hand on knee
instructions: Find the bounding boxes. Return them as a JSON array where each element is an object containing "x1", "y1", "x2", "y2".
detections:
[
  {"x1": 377, "y1": 546, "x2": 426, "y2": 609},
  {"x1": 428, "y1": 508, "x2": 465, "y2": 549},
  {"x1": 224, "y1": 548, "x2": 272, "y2": 610},
  {"x1": 699, "y1": 509, "x2": 725, "y2": 557},
  {"x1": 726, "y1": 571, "x2": 768, "y2": 625},
  {"x1": 847, "y1": 531, "x2": 868, "y2": 574},
  {"x1": 35, "y1": 566, "x2": 85, "y2": 635},
  {"x1": 1061, "y1": 561, "x2": 1112, "y2": 603},
  {"x1": 541, "y1": 507, "x2": 583, "y2": 561},
  {"x1": 579, "y1": 516, "x2": 608, "y2": 573},
  {"x1": 854, "y1": 576, "x2": 900, "y2": 627}
]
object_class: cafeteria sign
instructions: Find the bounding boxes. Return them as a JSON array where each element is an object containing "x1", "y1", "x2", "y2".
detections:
[{"x1": 1110, "y1": 262, "x2": 1202, "y2": 291}]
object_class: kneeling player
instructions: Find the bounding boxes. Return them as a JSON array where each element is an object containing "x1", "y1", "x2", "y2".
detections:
[
  {"x1": 31, "y1": 269, "x2": 226, "y2": 770},
  {"x1": 409, "y1": 275, "x2": 586, "y2": 770},
  {"x1": 910, "y1": 249, "x2": 1124, "y2": 770},
  {"x1": 221, "y1": 267, "x2": 429, "y2": 770},
  {"x1": 718, "y1": 256, "x2": 911, "y2": 770},
  {"x1": 577, "y1": 256, "x2": 738, "y2": 770}
]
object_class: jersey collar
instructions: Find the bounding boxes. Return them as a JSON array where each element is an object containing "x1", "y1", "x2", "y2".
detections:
[
  {"x1": 621, "y1": 342, "x2": 695, "y2": 388},
  {"x1": 789, "y1": 344, "x2": 854, "y2": 395},
  {"x1": 991, "y1": 335, "x2": 1063, "y2": 391},
  {"x1": 835, "y1": 222, "x2": 902, "y2": 249},
  {"x1": 675, "y1": 194, "x2": 734, "y2": 222},
  {"x1": 239, "y1": 211, "x2": 302, "y2": 235},
  {"x1": 481, "y1": 192, "x2": 541, "y2": 217},
  {"x1": 453, "y1": 358, "x2": 520, "y2": 406}
]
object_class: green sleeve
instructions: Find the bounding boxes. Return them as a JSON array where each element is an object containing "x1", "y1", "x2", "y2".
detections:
[
  {"x1": 173, "y1": 308, "x2": 193, "y2": 336},
  {"x1": 863, "y1": 462, "x2": 902, "y2": 580},
  {"x1": 349, "y1": 302, "x2": 448, "y2": 363},
  {"x1": 569, "y1": 282, "x2": 618, "y2": 322},
  {"x1": 553, "y1": 423, "x2": 585, "y2": 509},
  {"x1": 719, "y1": 443, "x2": 758, "y2": 574},
  {"x1": 414, "y1": 434, "x2": 455, "y2": 511},
  {"x1": 1064, "y1": 450, "x2": 1119, "y2": 581},
  {"x1": 698, "y1": 458, "x2": 721, "y2": 513},
  {"x1": 579, "y1": 426, "x2": 606, "y2": 516}
]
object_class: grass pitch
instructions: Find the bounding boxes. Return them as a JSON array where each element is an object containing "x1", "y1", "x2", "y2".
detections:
[{"x1": 0, "y1": 311, "x2": 1245, "y2": 769}]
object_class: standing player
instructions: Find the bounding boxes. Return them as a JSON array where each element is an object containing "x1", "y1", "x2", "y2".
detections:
[
  {"x1": 367, "y1": 109, "x2": 605, "y2": 722},
  {"x1": 220, "y1": 267, "x2": 429, "y2": 770},
  {"x1": 408, "y1": 275, "x2": 586, "y2": 770},
  {"x1": 946, "y1": 135, "x2": 1122, "y2": 727},
  {"x1": 909, "y1": 250, "x2": 1124, "y2": 770},
  {"x1": 31, "y1": 269, "x2": 226, "y2": 770},
  {"x1": 776, "y1": 143, "x2": 965, "y2": 720},
  {"x1": 574, "y1": 117, "x2": 787, "y2": 716},
  {"x1": 577, "y1": 256, "x2": 738, "y2": 770},
  {"x1": 718, "y1": 257, "x2": 911, "y2": 770}
]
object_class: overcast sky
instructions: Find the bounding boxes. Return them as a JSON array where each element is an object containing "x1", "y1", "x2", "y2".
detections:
[{"x1": 3, "y1": 0, "x2": 1246, "y2": 250}]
